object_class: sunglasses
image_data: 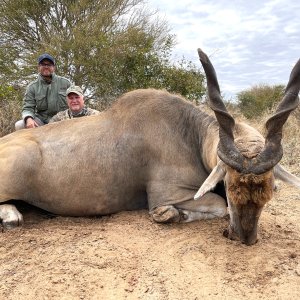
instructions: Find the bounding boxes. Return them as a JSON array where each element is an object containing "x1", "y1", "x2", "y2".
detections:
[{"x1": 39, "y1": 63, "x2": 54, "y2": 67}]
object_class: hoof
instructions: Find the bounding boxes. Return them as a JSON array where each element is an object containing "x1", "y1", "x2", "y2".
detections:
[
  {"x1": 0, "y1": 204, "x2": 24, "y2": 229},
  {"x1": 151, "y1": 205, "x2": 180, "y2": 223},
  {"x1": 2, "y1": 218, "x2": 23, "y2": 229}
]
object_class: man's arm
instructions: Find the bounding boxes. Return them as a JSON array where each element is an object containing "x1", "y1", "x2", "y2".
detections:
[
  {"x1": 48, "y1": 110, "x2": 68, "y2": 123},
  {"x1": 22, "y1": 84, "x2": 36, "y2": 121}
]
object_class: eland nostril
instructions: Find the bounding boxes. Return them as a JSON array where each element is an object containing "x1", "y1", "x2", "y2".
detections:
[
  {"x1": 244, "y1": 236, "x2": 258, "y2": 246},
  {"x1": 223, "y1": 228, "x2": 229, "y2": 238}
]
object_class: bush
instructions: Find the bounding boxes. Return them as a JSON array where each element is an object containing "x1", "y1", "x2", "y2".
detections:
[
  {"x1": 237, "y1": 84, "x2": 284, "y2": 119},
  {"x1": 0, "y1": 85, "x2": 23, "y2": 136},
  {"x1": 250, "y1": 105, "x2": 300, "y2": 176}
]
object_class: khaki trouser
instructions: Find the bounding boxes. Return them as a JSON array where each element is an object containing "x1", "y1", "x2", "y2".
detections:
[{"x1": 15, "y1": 117, "x2": 45, "y2": 131}]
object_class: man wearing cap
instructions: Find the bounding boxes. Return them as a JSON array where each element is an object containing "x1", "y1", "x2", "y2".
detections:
[
  {"x1": 15, "y1": 53, "x2": 71, "y2": 130},
  {"x1": 49, "y1": 85, "x2": 100, "y2": 123}
]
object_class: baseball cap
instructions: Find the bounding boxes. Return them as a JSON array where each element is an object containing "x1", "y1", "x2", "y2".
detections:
[
  {"x1": 38, "y1": 53, "x2": 55, "y2": 65},
  {"x1": 66, "y1": 85, "x2": 83, "y2": 96}
]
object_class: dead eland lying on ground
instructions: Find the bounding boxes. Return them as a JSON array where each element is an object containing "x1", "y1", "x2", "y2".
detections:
[{"x1": 0, "y1": 49, "x2": 299, "y2": 245}]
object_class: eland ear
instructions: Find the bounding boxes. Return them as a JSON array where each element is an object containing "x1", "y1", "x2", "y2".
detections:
[
  {"x1": 274, "y1": 164, "x2": 300, "y2": 189},
  {"x1": 194, "y1": 161, "x2": 226, "y2": 200}
]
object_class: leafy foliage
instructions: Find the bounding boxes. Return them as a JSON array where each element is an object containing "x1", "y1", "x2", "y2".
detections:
[
  {"x1": 0, "y1": 84, "x2": 23, "y2": 136},
  {"x1": 0, "y1": 0, "x2": 205, "y2": 110},
  {"x1": 237, "y1": 84, "x2": 285, "y2": 119}
]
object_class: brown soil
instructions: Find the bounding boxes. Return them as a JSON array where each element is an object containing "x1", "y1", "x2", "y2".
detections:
[{"x1": 0, "y1": 183, "x2": 299, "y2": 300}]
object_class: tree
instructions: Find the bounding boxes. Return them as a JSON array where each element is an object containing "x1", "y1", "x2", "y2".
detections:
[
  {"x1": 237, "y1": 84, "x2": 285, "y2": 119},
  {"x1": 0, "y1": 0, "x2": 205, "y2": 108},
  {"x1": 0, "y1": 84, "x2": 23, "y2": 135}
]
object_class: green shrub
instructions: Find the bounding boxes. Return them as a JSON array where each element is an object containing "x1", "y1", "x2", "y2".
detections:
[
  {"x1": 237, "y1": 84, "x2": 284, "y2": 119},
  {"x1": 0, "y1": 85, "x2": 23, "y2": 136}
]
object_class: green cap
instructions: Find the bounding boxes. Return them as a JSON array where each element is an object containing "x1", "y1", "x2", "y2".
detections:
[{"x1": 66, "y1": 85, "x2": 83, "y2": 96}]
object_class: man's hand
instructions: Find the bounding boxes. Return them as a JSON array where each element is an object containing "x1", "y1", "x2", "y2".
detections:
[{"x1": 25, "y1": 117, "x2": 39, "y2": 128}]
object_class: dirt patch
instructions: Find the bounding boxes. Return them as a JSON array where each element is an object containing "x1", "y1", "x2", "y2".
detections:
[{"x1": 0, "y1": 184, "x2": 299, "y2": 300}]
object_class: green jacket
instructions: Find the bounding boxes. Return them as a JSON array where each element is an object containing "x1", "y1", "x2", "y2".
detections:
[{"x1": 22, "y1": 73, "x2": 71, "y2": 124}]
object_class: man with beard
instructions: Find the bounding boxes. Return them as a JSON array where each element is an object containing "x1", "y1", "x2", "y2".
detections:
[{"x1": 15, "y1": 53, "x2": 71, "y2": 130}]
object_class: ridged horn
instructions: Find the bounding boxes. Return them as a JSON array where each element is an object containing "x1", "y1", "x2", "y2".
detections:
[
  {"x1": 198, "y1": 48, "x2": 247, "y2": 173},
  {"x1": 250, "y1": 57, "x2": 300, "y2": 173},
  {"x1": 197, "y1": 48, "x2": 300, "y2": 174}
]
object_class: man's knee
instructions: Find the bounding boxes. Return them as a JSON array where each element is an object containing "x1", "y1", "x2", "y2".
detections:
[
  {"x1": 15, "y1": 117, "x2": 45, "y2": 131},
  {"x1": 15, "y1": 120, "x2": 25, "y2": 131}
]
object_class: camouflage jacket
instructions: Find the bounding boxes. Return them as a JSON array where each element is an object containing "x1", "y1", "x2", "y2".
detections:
[{"x1": 49, "y1": 107, "x2": 100, "y2": 123}]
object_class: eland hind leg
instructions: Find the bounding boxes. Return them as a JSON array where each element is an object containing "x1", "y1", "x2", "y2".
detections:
[{"x1": 150, "y1": 192, "x2": 227, "y2": 223}]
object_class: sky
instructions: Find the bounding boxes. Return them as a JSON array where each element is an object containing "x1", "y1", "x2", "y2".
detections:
[{"x1": 147, "y1": 0, "x2": 300, "y2": 100}]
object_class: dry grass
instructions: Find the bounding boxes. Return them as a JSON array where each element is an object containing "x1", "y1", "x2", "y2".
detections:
[
  {"x1": 0, "y1": 86, "x2": 23, "y2": 137},
  {"x1": 0, "y1": 100, "x2": 21, "y2": 137},
  {"x1": 250, "y1": 107, "x2": 300, "y2": 176}
]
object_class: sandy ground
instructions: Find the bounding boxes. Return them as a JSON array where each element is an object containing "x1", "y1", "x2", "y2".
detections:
[{"x1": 0, "y1": 183, "x2": 299, "y2": 300}]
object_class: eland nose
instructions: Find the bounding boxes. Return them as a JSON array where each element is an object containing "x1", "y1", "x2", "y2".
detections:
[{"x1": 242, "y1": 235, "x2": 258, "y2": 246}]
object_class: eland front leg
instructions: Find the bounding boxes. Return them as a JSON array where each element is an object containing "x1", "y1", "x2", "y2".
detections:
[{"x1": 150, "y1": 193, "x2": 227, "y2": 223}]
